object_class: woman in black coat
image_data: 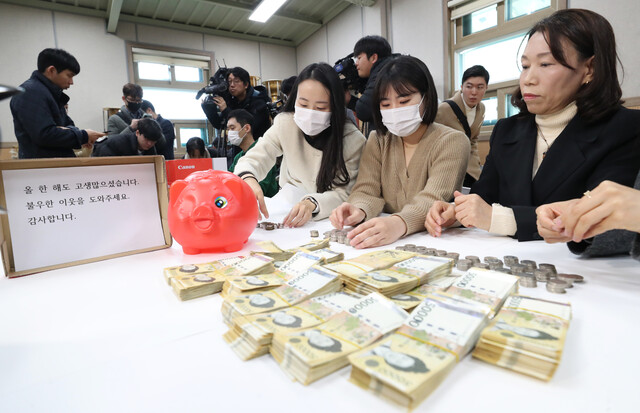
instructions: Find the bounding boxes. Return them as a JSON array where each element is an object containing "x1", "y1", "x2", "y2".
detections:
[{"x1": 425, "y1": 9, "x2": 640, "y2": 241}]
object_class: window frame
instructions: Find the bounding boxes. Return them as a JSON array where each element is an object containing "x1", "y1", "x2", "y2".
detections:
[
  {"x1": 125, "y1": 43, "x2": 215, "y2": 158},
  {"x1": 126, "y1": 42, "x2": 214, "y2": 91},
  {"x1": 445, "y1": 0, "x2": 566, "y2": 140}
]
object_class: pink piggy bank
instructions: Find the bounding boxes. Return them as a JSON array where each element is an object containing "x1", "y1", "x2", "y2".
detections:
[{"x1": 168, "y1": 170, "x2": 258, "y2": 254}]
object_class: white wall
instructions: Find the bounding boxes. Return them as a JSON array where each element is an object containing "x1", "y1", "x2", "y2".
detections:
[
  {"x1": 296, "y1": 26, "x2": 329, "y2": 71},
  {"x1": 569, "y1": 0, "x2": 640, "y2": 98},
  {"x1": 0, "y1": 3, "x2": 297, "y2": 143},
  {"x1": 295, "y1": 0, "x2": 447, "y2": 99},
  {"x1": 389, "y1": 0, "x2": 446, "y2": 98}
]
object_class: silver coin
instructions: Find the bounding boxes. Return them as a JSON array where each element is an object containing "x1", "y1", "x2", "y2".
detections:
[
  {"x1": 495, "y1": 267, "x2": 513, "y2": 275},
  {"x1": 510, "y1": 264, "x2": 527, "y2": 274},
  {"x1": 484, "y1": 256, "x2": 498, "y2": 263},
  {"x1": 519, "y1": 273, "x2": 537, "y2": 288},
  {"x1": 489, "y1": 261, "x2": 504, "y2": 270},
  {"x1": 457, "y1": 259, "x2": 472, "y2": 271},
  {"x1": 436, "y1": 250, "x2": 448, "y2": 256},
  {"x1": 539, "y1": 263, "x2": 557, "y2": 274},
  {"x1": 521, "y1": 260, "x2": 537, "y2": 270},
  {"x1": 557, "y1": 273, "x2": 584, "y2": 283},
  {"x1": 503, "y1": 255, "x2": 519, "y2": 266},
  {"x1": 310, "y1": 230, "x2": 319, "y2": 238},
  {"x1": 465, "y1": 255, "x2": 480, "y2": 263},
  {"x1": 474, "y1": 263, "x2": 490, "y2": 270},
  {"x1": 534, "y1": 268, "x2": 553, "y2": 282},
  {"x1": 546, "y1": 279, "x2": 568, "y2": 294},
  {"x1": 424, "y1": 248, "x2": 437, "y2": 256}
]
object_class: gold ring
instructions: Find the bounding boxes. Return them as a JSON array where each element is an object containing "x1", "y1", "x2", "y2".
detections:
[{"x1": 583, "y1": 190, "x2": 592, "y2": 199}]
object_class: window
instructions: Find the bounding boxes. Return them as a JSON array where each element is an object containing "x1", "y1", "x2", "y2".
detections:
[
  {"x1": 127, "y1": 43, "x2": 214, "y2": 154},
  {"x1": 447, "y1": 0, "x2": 565, "y2": 138},
  {"x1": 462, "y1": 4, "x2": 497, "y2": 36}
]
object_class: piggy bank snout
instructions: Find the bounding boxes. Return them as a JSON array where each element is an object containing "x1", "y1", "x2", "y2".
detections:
[{"x1": 191, "y1": 204, "x2": 217, "y2": 232}]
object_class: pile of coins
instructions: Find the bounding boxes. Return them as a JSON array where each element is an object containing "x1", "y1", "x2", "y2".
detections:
[
  {"x1": 546, "y1": 279, "x2": 570, "y2": 294},
  {"x1": 392, "y1": 244, "x2": 585, "y2": 295},
  {"x1": 324, "y1": 229, "x2": 351, "y2": 245},
  {"x1": 256, "y1": 221, "x2": 284, "y2": 231}
]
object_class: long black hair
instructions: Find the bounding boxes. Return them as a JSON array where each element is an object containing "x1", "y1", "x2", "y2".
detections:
[
  {"x1": 283, "y1": 63, "x2": 349, "y2": 193},
  {"x1": 512, "y1": 9, "x2": 622, "y2": 124}
]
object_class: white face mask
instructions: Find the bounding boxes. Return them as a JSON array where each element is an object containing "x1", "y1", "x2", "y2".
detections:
[
  {"x1": 294, "y1": 106, "x2": 332, "y2": 136},
  {"x1": 227, "y1": 128, "x2": 247, "y2": 146},
  {"x1": 380, "y1": 95, "x2": 425, "y2": 137}
]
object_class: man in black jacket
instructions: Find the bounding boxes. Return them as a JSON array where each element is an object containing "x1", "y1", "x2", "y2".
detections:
[
  {"x1": 92, "y1": 118, "x2": 163, "y2": 157},
  {"x1": 206, "y1": 67, "x2": 271, "y2": 139},
  {"x1": 106, "y1": 83, "x2": 145, "y2": 135},
  {"x1": 10, "y1": 48, "x2": 105, "y2": 158},
  {"x1": 346, "y1": 35, "x2": 392, "y2": 135},
  {"x1": 202, "y1": 66, "x2": 271, "y2": 167},
  {"x1": 141, "y1": 100, "x2": 175, "y2": 160}
]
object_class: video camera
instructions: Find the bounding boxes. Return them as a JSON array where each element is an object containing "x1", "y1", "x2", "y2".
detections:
[
  {"x1": 195, "y1": 66, "x2": 230, "y2": 100},
  {"x1": 334, "y1": 53, "x2": 366, "y2": 94},
  {"x1": 267, "y1": 98, "x2": 284, "y2": 119}
]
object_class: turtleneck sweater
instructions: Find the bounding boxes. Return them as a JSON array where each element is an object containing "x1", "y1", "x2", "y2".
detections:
[
  {"x1": 462, "y1": 96, "x2": 477, "y2": 128},
  {"x1": 489, "y1": 101, "x2": 578, "y2": 236}
]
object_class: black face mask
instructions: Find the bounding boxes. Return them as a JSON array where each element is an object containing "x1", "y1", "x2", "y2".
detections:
[{"x1": 127, "y1": 101, "x2": 142, "y2": 112}]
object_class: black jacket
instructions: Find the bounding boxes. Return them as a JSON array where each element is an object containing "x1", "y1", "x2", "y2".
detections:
[
  {"x1": 347, "y1": 55, "x2": 391, "y2": 124},
  {"x1": 92, "y1": 128, "x2": 157, "y2": 157},
  {"x1": 203, "y1": 85, "x2": 271, "y2": 139},
  {"x1": 471, "y1": 107, "x2": 640, "y2": 241},
  {"x1": 567, "y1": 171, "x2": 640, "y2": 260},
  {"x1": 154, "y1": 115, "x2": 175, "y2": 160},
  {"x1": 10, "y1": 71, "x2": 88, "y2": 158}
]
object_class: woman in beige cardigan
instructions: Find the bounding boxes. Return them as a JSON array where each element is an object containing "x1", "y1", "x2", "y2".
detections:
[
  {"x1": 330, "y1": 56, "x2": 469, "y2": 248},
  {"x1": 234, "y1": 63, "x2": 366, "y2": 227}
]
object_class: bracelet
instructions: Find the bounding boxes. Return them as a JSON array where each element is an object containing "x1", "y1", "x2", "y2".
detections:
[{"x1": 238, "y1": 171, "x2": 256, "y2": 181}]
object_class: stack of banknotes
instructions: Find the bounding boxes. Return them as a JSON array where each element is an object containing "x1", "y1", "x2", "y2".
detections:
[
  {"x1": 221, "y1": 265, "x2": 342, "y2": 327},
  {"x1": 390, "y1": 276, "x2": 458, "y2": 311},
  {"x1": 221, "y1": 251, "x2": 324, "y2": 298},
  {"x1": 163, "y1": 257, "x2": 243, "y2": 285},
  {"x1": 253, "y1": 239, "x2": 330, "y2": 262},
  {"x1": 168, "y1": 255, "x2": 273, "y2": 301},
  {"x1": 348, "y1": 293, "x2": 491, "y2": 409},
  {"x1": 270, "y1": 292, "x2": 408, "y2": 385},
  {"x1": 472, "y1": 295, "x2": 572, "y2": 381},
  {"x1": 223, "y1": 292, "x2": 359, "y2": 360},
  {"x1": 325, "y1": 250, "x2": 416, "y2": 277},
  {"x1": 341, "y1": 255, "x2": 453, "y2": 297},
  {"x1": 445, "y1": 268, "x2": 520, "y2": 317}
]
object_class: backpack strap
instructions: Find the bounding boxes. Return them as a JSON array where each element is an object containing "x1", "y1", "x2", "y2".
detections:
[
  {"x1": 115, "y1": 110, "x2": 133, "y2": 125},
  {"x1": 444, "y1": 100, "x2": 471, "y2": 138}
]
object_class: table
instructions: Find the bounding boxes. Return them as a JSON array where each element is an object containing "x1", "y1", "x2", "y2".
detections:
[{"x1": 1, "y1": 198, "x2": 639, "y2": 413}]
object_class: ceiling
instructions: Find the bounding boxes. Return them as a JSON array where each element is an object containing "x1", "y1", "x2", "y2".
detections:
[{"x1": 0, "y1": 0, "x2": 374, "y2": 47}]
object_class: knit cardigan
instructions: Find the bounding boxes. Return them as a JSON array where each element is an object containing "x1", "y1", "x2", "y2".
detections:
[
  {"x1": 234, "y1": 112, "x2": 366, "y2": 220},
  {"x1": 347, "y1": 122, "x2": 469, "y2": 235}
]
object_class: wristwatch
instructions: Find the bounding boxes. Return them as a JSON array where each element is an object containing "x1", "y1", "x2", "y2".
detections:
[{"x1": 304, "y1": 197, "x2": 319, "y2": 215}]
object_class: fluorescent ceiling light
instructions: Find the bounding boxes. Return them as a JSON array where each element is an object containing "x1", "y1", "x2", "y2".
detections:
[{"x1": 249, "y1": 0, "x2": 287, "y2": 23}]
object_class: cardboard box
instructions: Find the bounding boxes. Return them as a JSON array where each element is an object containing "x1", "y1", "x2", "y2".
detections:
[{"x1": 0, "y1": 156, "x2": 172, "y2": 277}]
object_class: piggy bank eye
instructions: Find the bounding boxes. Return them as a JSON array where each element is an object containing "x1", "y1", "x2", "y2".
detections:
[{"x1": 214, "y1": 196, "x2": 228, "y2": 209}]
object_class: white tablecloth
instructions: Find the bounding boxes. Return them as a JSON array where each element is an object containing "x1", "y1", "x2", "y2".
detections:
[{"x1": 1, "y1": 197, "x2": 639, "y2": 413}]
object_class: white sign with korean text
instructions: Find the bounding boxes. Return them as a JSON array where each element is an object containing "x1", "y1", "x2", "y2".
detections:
[{"x1": 2, "y1": 163, "x2": 165, "y2": 272}]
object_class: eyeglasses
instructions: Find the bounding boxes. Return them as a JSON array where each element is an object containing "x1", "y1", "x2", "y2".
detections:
[{"x1": 229, "y1": 78, "x2": 245, "y2": 85}]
